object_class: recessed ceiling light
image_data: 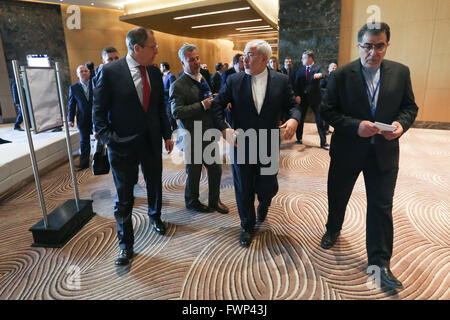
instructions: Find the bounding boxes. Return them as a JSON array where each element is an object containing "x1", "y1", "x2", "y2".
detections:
[
  {"x1": 191, "y1": 19, "x2": 262, "y2": 29},
  {"x1": 227, "y1": 31, "x2": 278, "y2": 37},
  {"x1": 91, "y1": 3, "x2": 94, "y2": 5},
  {"x1": 174, "y1": 7, "x2": 250, "y2": 20},
  {"x1": 239, "y1": 27, "x2": 273, "y2": 32},
  {"x1": 236, "y1": 25, "x2": 271, "y2": 30}
]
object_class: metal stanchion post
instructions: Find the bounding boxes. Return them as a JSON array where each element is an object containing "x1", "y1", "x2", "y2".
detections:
[
  {"x1": 55, "y1": 62, "x2": 80, "y2": 210},
  {"x1": 12, "y1": 60, "x2": 49, "y2": 228}
]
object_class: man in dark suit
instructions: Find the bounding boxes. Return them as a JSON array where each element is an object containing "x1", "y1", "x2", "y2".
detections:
[
  {"x1": 93, "y1": 27, "x2": 174, "y2": 266},
  {"x1": 211, "y1": 40, "x2": 301, "y2": 248},
  {"x1": 160, "y1": 62, "x2": 177, "y2": 130},
  {"x1": 93, "y1": 47, "x2": 120, "y2": 87},
  {"x1": 170, "y1": 43, "x2": 229, "y2": 214},
  {"x1": 221, "y1": 53, "x2": 244, "y2": 87},
  {"x1": 320, "y1": 22, "x2": 418, "y2": 289},
  {"x1": 281, "y1": 57, "x2": 296, "y2": 90},
  {"x1": 11, "y1": 76, "x2": 27, "y2": 132},
  {"x1": 68, "y1": 65, "x2": 93, "y2": 170},
  {"x1": 210, "y1": 62, "x2": 225, "y2": 94},
  {"x1": 294, "y1": 50, "x2": 328, "y2": 148}
]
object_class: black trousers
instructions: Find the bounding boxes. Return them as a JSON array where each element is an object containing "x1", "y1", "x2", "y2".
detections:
[
  {"x1": 325, "y1": 145, "x2": 398, "y2": 267},
  {"x1": 78, "y1": 124, "x2": 92, "y2": 166},
  {"x1": 108, "y1": 137, "x2": 162, "y2": 250},
  {"x1": 184, "y1": 141, "x2": 222, "y2": 207},
  {"x1": 231, "y1": 164, "x2": 278, "y2": 231},
  {"x1": 296, "y1": 101, "x2": 326, "y2": 146}
]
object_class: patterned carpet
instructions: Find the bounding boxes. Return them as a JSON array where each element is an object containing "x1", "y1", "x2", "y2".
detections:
[{"x1": 0, "y1": 124, "x2": 448, "y2": 300}]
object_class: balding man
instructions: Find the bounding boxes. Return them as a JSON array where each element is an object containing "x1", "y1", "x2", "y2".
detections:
[
  {"x1": 68, "y1": 65, "x2": 93, "y2": 170},
  {"x1": 93, "y1": 27, "x2": 173, "y2": 265},
  {"x1": 212, "y1": 39, "x2": 300, "y2": 247}
]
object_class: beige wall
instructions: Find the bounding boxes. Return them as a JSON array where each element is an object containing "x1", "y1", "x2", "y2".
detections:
[
  {"x1": 339, "y1": 0, "x2": 450, "y2": 122},
  {"x1": 60, "y1": 5, "x2": 238, "y2": 84}
]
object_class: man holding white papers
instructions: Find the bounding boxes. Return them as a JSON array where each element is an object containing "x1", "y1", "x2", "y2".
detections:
[{"x1": 320, "y1": 22, "x2": 418, "y2": 289}]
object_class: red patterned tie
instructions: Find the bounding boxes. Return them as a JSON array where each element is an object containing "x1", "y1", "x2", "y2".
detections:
[
  {"x1": 305, "y1": 66, "x2": 310, "y2": 80},
  {"x1": 138, "y1": 65, "x2": 150, "y2": 112}
]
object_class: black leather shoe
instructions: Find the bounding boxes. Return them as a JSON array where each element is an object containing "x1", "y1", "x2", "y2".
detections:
[
  {"x1": 115, "y1": 249, "x2": 133, "y2": 265},
  {"x1": 151, "y1": 218, "x2": 166, "y2": 235},
  {"x1": 257, "y1": 204, "x2": 269, "y2": 223},
  {"x1": 209, "y1": 201, "x2": 229, "y2": 214},
  {"x1": 320, "y1": 143, "x2": 330, "y2": 150},
  {"x1": 0, "y1": 138, "x2": 12, "y2": 144},
  {"x1": 320, "y1": 230, "x2": 340, "y2": 249},
  {"x1": 239, "y1": 228, "x2": 253, "y2": 248},
  {"x1": 375, "y1": 266, "x2": 403, "y2": 289},
  {"x1": 14, "y1": 126, "x2": 24, "y2": 131},
  {"x1": 186, "y1": 201, "x2": 210, "y2": 213}
]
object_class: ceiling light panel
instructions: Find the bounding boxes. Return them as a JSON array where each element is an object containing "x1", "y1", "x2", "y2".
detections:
[
  {"x1": 174, "y1": 7, "x2": 250, "y2": 20},
  {"x1": 191, "y1": 18, "x2": 262, "y2": 29}
]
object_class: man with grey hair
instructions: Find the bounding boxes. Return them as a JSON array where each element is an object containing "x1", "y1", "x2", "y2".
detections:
[
  {"x1": 93, "y1": 27, "x2": 174, "y2": 266},
  {"x1": 170, "y1": 43, "x2": 229, "y2": 214},
  {"x1": 211, "y1": 39, "x2": 301, "y2": 247}
]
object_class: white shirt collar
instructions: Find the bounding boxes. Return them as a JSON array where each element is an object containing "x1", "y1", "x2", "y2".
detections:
[
  {"x1": 126, "y1": 53, "x2": 140, "y2": 69},
  {"x1": 245, "y1": 67, "x2": 268, "y2": 79},
  {"x1": 186, "y1": 72, "x2": 202, "y2": 83}
]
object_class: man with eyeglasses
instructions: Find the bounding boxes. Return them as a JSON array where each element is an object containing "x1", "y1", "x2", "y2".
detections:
[
  {"x1": 93, "y1": 27, "x2": 174, "y2": 266},
  {"x1": 320, "y1": 22, "x2": 418, "y2": 289}
]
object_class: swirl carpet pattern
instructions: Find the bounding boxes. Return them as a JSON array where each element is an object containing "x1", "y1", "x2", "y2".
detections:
[{"x1": 0, "y1": 125, "x2": 448, "y2": 300}]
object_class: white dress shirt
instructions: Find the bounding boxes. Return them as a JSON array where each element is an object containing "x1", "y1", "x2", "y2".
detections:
[
  {"x1": 126, "y1": 53, "x2": 151, "y2": 107},
  {"x1": 246, "y1": 68, "x2": 268, "y2": 115}
]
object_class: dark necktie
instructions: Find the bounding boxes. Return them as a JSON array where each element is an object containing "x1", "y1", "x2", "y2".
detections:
[
  {"x1": 138, "y1": 65, "x2": 150, "y2": 112},
  {"x1": 305, "y1": 66, "x2": 310, "y2": 80}
]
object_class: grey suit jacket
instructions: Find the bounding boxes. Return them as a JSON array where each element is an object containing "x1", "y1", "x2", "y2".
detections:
[{"x1": 169, "y1": 74, "x2": 215, "y2": 151}]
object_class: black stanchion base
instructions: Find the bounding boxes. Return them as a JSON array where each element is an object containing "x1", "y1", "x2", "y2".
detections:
[{"x1": 29, "y1": 199, "x2": 95, "y2": 248}]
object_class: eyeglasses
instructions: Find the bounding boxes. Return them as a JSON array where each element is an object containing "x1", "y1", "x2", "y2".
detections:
[
  {"x1": 359, "y1": 43, "x2": 387, "y2": 52},
  {"x1": 243, "y1": 52, "x2": 259, "y2": 59}
]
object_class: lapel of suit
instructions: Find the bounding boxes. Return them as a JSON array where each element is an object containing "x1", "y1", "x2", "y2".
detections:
[
  {"x1": 259, "y1": 68, "x2": 273, "y2": 117},
  {"x1": 119, "y1": 58, "x2": 144, "y2": 112},
  {"x1": 350, "y1": 61, "x2": 373, "y2": 119},
  {"x1": 243, "y1": 73, "x2": 259, "y2": 117},
  {"x1": 374, "y1": 61, "x2": 391, "y2": 119},
  {"x1": 76, "y1": 81, "x2": 89, "y2": 105}
]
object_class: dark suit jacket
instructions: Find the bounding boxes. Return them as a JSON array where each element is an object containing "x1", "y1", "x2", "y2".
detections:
[
  {"x1": 211, "y1": 68, "x2": 301, "y2": 163},
  {"x1": 93, "y1": 57, "x2": 171, "y2": 154},
  {"x1": 170, "y1": 74, "x2": 215, "y2": 151},
  {"x1": 221, "y1": 68, "x2": 236, "y2": 87},
  {"x1": 210, "y1": 71, "x2": 222, "y2": 94},
  {"x1": 11, "y1": 82, "x2": 27, "y2": 107},
  {"x1": 281, "y1": 66, "x2": 296, "y2": 91},
  {"x1": 162, "y1": 71, "x2": 176, "y2": 98},
  {"x1": 68, "y1": 81, "x2": 93, "y2": 128},
  {"x1": 295, "y1": 64, "x2": 325, "y2": 106},
  {"x1": 321, "y1": 59, "x2": 418, "y2": 171}
]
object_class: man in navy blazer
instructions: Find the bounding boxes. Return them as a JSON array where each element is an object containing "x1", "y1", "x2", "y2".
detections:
[
  {"x1": 211, "y1": 40, "x2": 301, "y2": 248},
  {"x1": 320, "y1": 23, "x2": 418, "y2": 288},
  {"x1": 294, "y1": 50, "x2": 328, "y2": 148},
  {"x1": 93, "y1": 27, "x2": 174, "y2": 266},
  {"x1": 160, "y1": 61, "x2": 177, "y2": 130},
  {"x1": 68, "y1": 65, "x2": 93, "y2": 170}
]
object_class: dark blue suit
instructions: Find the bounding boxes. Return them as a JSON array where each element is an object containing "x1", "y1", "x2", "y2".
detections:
[
  {"x1": 294, "y1": 64, "x2": 327, "y2": 145},
  {"x1": 68, "y1": 81, "x2": 93, "y2": 166},
  {"x1": 162, "y1": 71, "x2": 177, "y2": 130},
  {"x1": 211, "y1": 69, "x2": 301, "y2": 231},
  {"x1": 11, "y1": 81, "x2": 27, "y2": 129},
  {"x1": 93, "y1": 57, "x2": 172, "y2": 251}
]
